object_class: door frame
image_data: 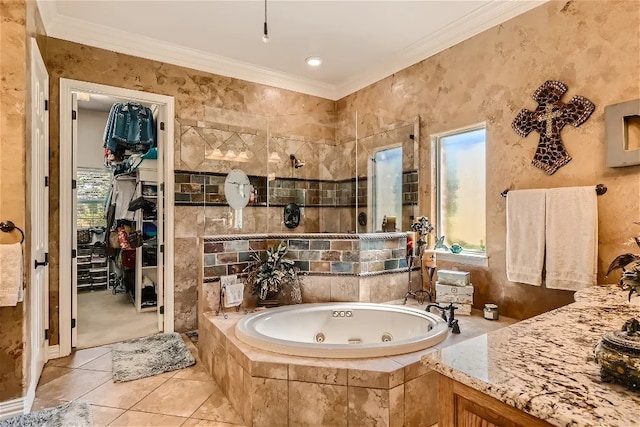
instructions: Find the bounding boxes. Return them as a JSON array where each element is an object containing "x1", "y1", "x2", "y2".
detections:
[{"x1": 58, "y1": 78, "x2": 175, "y2": 356}]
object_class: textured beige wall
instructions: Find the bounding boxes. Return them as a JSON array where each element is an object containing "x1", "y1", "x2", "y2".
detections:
[
  {"x1": 0, "y1": 0, "x2": 27, "y2": 402},
  {"x1": 37, "y1": 0, "x2": 640, "y2": 344},
  {"x1": 0, "y1": 0, "x2": 45, "y2": 402},
  {"x1": 338, "y1": 0, "x2": 640, "y2": 319},
  {"x1": 43, "y1": 37, "x2": 337, "y2": 334}
]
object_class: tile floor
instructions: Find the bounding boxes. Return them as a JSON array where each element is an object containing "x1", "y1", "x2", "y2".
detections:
[
  {"x1": 77, "y1": 289, "x2": 158, "y2": 349},
  {"x1": 34, "y1": 336, "x2": 245, "y2": 426}
]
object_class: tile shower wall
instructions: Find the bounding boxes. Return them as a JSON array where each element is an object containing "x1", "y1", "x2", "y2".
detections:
[{"x1": 174, "y1": 169, "x2": 418, "y2": 208}]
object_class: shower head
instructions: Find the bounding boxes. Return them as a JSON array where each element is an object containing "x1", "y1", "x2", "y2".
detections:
[{"x1": 290, "y1": 154, "x2": 305, "y2": 169}]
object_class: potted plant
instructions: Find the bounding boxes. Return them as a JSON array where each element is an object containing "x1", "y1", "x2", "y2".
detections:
[
  {"x1": 606, "y1": 222, "x2": 640, "y2": 301},
  {"x1": 245, "y1": 241, "x2": 302, "y2": 305}
]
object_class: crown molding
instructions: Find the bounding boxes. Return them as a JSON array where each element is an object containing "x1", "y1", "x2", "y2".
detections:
[
  {"x1": 335, "y1": 0, "x2": 547, "y2": 98},
  {"x1": 37, "y1": 0, "x2": 545, "y2": 101},
  {"x1": 41, "y1": 13, "x2": 339, "y2": 100}
]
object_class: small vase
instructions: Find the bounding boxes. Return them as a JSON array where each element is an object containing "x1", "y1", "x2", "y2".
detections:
[{"x1": 257, "y1": 291, "x2": 280, "y2": 308}]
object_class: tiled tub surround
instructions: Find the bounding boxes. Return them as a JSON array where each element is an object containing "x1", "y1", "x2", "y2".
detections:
[
  {"x1": 422, "y1": 285, "x2": 640, "y2": 427},
  {"x1": 199, "y1": 304, "x2": 516, "y2": 426},
  {"x1": 202, "y1": 233, "x2": 410, "y2": 280},
  {"x1": 200, "y1": 233, "x2": 417, "y2": 313}
]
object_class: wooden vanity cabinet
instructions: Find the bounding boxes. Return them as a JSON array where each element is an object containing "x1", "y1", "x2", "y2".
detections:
[{"x1": 438, "y1": 374, "x2": 554, "y2": 427}]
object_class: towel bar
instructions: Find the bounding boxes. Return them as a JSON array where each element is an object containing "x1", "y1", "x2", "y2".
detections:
[
  {"x1": 501, "y1": 184, "x2": 607, "y2": 198},
  {"x1": 0, "y1": 220, "x2": 25, "y2": 243}
]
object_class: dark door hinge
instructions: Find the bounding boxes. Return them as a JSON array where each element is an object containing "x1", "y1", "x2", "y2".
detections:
[
  {"x1": 160, "y1": 244, "x2": 164, "y2": 253},
  {"x1": 44, "y1": 99, "x2": 49, "y2": 111},
  {"x1": 71, "y1": 318, "x2": 76, "y2": 329},
  {"x1": 44, "y1": 176, "x2": 49, "y2": 187},
  {"x1": 34, "y1": 252, "x2": 49, "y2": 269},
  {"x1": 159, "y1": 305, "x2": 164, "y2": 314},
  {"x1": 71, "y1": 249, "x2": 77, "y2": 259},
  {"x1": 44, "y1": 329, "x2": 49, "y2": 340},
  {"x1": 72, "y1": 179, "x2": 77, "y2": 189},
  {"x1": 72, "y1": 110, "x2": 77, "y2": 120},
  {"x1": 160, "y1": 122, "x2": 165, "y2": 131}
]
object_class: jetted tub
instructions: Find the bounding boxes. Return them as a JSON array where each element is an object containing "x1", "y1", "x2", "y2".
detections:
[{"x1": 235, "y1": 303, "x2": 449, "y2": 358}]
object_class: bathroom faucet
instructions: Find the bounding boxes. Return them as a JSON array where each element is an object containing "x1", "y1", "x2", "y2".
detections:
[{"x1": 426, "y1": 303, "x2": 461, "y2": 334}]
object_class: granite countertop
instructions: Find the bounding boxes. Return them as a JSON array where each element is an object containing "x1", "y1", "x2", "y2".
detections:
[{"x1": 422, "y1": 286, "x2": 640, "y2": 427}]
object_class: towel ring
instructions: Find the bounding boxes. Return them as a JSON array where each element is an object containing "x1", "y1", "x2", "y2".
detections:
[{"x1": 0, "y1": 221, "x2": 25, "y2": 244}]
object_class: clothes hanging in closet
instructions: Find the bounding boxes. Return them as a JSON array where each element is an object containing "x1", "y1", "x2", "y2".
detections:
[{"x1": 103, "y1": 102, "x2": 156, "y2": 157}]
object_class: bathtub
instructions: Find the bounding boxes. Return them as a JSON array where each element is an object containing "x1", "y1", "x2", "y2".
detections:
[{"x1": 235, "y1": 302, "x2": 449, "y2": 358}]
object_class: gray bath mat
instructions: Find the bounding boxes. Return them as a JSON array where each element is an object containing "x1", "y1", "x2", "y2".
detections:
[
  {"x1": 0, "y1": 401, "x2": 93, "y2": 427},
  {"x1": 112, "y1": 332, "x2": 195, "y2": 382}
]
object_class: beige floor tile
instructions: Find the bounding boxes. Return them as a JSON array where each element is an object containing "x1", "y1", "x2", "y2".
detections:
[
  {"x1": 108, "y1": 410, "x2": 187, "y2": 427},
  {"x1": 182, "y1": 335, "x2": 200, "y2": 357},
  {"x1": 172, "y1": 362, "x2": 213, "y2": 382},
  {"x1": 35, "y1": 369, "x2": 112, "y2": 401},
  {"x1": 77, "y1": 289, "x2": 158, "y2": 349},
  {"x1": 81, "y1": 375, "x2": 168, "y2": 409},
  {"x1": 190, "y1": 387, "x2": 243, "y2": 424},
  {"x1": 48, "y1": 345, "x2": 112, "y2": 368},
  {"x1": 78, "y1": 352, "x2": 112, "y2": 372},
  {"x1": 132, "y1": 378, "x2": 217, "y2": 418},
  {"x1": 30, "y1": 397, "x2": 68, "y2": 411},
  {"x1": 182, "y1": 418, "x2": 246, "y2": 427},
  {"x1": 37, "y1": 365, "x2": 74, "y2": 387},
  {"x1": 91, "y1": 405, "x2": 125, "y2": 427}
]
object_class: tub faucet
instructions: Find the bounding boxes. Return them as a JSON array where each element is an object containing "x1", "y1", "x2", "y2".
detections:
[{"x1": 426, "y1": 303, "x2": 461, "y2": 334}]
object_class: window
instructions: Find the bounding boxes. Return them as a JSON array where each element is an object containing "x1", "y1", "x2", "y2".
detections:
[
  {"x1": 435, "y1": 125, "x2": 486, "y2": 253},
  {"x1": 77, "y1": 168, "x2": 112, "y2": 228}
]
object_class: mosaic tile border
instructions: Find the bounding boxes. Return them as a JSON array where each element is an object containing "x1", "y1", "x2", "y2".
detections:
[
  {"x1": 175, "y1": 170, "x2": 418, "y2": 207},
  {"x1": 202, "y1": 233, "x2": 409, "y2": 281}
]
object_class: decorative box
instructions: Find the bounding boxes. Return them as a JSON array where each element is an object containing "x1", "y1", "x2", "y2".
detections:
[
  {"x1": 435, "y1": 282, "x2": 474, "y2": 304},
  {"x1": 594, "y1": 318, "x2": 639, "y2": 391},
  {"x1": 437, "y1": 270, "x2": 470, "y2": 286}
]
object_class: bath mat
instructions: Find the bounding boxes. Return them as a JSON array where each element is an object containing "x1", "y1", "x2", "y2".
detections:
[
  {"x1": 112, "y1": 332, "x2": 195, "y2": 382},
  {"x1": 0, "y1": 401, "x2": 93, "y2": 427}
]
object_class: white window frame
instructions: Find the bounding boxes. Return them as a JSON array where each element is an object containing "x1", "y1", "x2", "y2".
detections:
[{"x1": 431, "y1": 123, "x2": 488, "y2": 267}]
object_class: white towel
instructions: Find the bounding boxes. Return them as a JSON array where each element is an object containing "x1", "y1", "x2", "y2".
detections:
[
  {"x1": 0, "y1": 243, "x2": 24, "y2": 306},
  {"x1": 545, "y1": 186, "x2": 597, "y2": 290},
  {"x1": 506, "y1": 189, "x2": 546, "y2": 286},
  {"x1": 224, "y1": 283, "x2": 245, "y2": 308}
]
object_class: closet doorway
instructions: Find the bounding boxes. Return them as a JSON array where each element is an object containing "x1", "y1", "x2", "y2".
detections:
[{"x1": 58, "y1": 79, "x2": 175, "y2": 355}]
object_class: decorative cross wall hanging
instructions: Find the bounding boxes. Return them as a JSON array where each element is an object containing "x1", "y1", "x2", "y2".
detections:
[{"x1": 512, "y1": 80, "x2": 595, "y2": 175}]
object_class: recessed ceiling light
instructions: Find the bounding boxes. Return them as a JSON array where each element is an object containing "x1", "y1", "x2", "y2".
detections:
[{"x1": 305, "y1": 57, "x2": 322, "y2": 67}]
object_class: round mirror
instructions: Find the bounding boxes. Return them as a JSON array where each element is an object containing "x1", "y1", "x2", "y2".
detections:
[{"x1": 224, "y1": 169, "x2": 251, "y2": 209}]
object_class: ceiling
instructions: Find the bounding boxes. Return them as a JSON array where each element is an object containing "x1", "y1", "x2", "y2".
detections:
[{"x1": 37, "y1": 1, "x2": 545, "y2": 100}]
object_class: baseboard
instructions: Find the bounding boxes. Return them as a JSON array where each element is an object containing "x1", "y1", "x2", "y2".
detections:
[
  {"x1": 0, "y1": 397, "x2": 25, "y2": 420},
  {"x1": 48, "y1": 344, "x2": 60, "y2": 360},
  {"x1": 23, "y1": 381, "x2": 36, "y2": 414}
]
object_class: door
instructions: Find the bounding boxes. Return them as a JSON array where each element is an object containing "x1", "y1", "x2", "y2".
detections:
[
  {"x1": 30, "y1": 38, "x2": 49, "y2": 386},
  {"x1": 71, "y1": 93, "x2": 79, "y2": 347}
]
